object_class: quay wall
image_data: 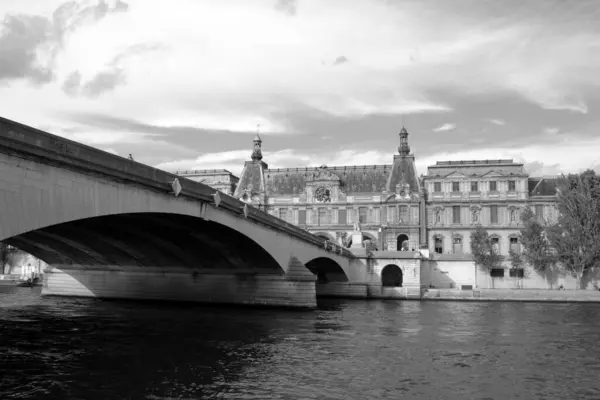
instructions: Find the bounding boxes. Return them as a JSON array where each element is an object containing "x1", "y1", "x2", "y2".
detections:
[
  {"x1": 422, "y1": 288, "x2": 600, "y2": 303},
  {"x1": 43, "y1": 267, "x2": 317, "y2": 308}
]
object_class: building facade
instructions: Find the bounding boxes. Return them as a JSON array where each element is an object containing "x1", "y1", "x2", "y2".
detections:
[
  {"x1": 179, "y1": 128, "x2": 573, "y2": 289},
  {"x1": 231, "y1": 130, "x2": 426, "y2": 252},
  {"x1": 176, "y1": 169, "x2": 239, "y2": 195}
]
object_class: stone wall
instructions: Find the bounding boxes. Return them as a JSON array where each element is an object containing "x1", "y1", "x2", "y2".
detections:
[
  {"x1": 43, "y1": 267, "x2": 317, "y2": 308},
  {"x1": 421, "y1": 260, "x2": 600, "y2": 290}
]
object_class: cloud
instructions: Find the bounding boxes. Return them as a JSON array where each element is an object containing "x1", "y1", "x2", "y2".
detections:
[
  {"x1": 522, "y1": 161, "x2": 562, "y2": 177},
  {"x1": 333, "y1": 56, "x2": 348, "y2": 66},
  {"x1": 156, "y1": 148, "x2": 392, "y2": 177},
  {"x1": 0, "y1": 0, "x2": 130, "y2": 85},
  {"x1": 274, "y1": 0, "x2": 297, "y2": 16},
  {"x1": 543, "y1": 127, "x2": 560, "y2": 135},
  {"x1": 80, "y1": 67, "x2": 125, "y2": 97},
  {"x1": 433, "y1": 123, "x2": 456, "y2": 132},
  {"x1": 62, "y1": 67, "x2": 126, "y2": 98},
  {"x1": 3, "y1": 0, "x2": 600, "y2": 174},
  {"x1": 0, "y1": 14, "x2": 53, "y2": 83}
]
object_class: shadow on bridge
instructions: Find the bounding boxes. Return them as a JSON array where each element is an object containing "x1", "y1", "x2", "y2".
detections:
[
  {"x1": 4, "y1": 213, "x2": 283, "y2": 273},
  {"x1": 1, "y1": 212, "x2": 350, "y2": 307}
]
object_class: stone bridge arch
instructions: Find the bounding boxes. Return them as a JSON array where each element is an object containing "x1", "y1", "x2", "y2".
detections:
[
  {"x1": 0, "y1": 145, "x2": 354, "y2": 307},
  {"x1": 305, "y1": 257, "x2": 349, "y2": 283}
]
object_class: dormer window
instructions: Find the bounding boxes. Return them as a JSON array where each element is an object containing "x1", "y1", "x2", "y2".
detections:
[
  {"x1": 489, "y1": 181, "x2": 497, "y2": 191},
  {"x1": 452, "y1": 182, "x2": 460, "y2": 192},
  {"x1": 434, "y1": 182, "x2": 442, "y2": 192},
  {"x1": 508, "y1": 180, "x2": 516, "y2": 191},
  {"x1": 470, "y1": 181, "x2": 478, "y2": 192}
]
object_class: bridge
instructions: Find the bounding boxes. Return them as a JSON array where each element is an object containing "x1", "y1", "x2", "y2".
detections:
[{"x1": 0, "y1": 116, "x2": 364, "y2": 308}]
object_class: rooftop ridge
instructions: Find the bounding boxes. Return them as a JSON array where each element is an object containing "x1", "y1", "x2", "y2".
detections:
[
  {"x1": 433, "y1": 159, "x2": 519, "y2": 166},
  {"x1": 265, "y1": 164, "x2": 392, "y2": 173},
  {"x1": 175, "y1": 169, "x2": 235, "y2": 175}
]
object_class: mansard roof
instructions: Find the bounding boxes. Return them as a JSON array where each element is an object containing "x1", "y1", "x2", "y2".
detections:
[
  {"x1": 264, "y1": 162, "x2": 420, "y2": 196},
  {"x1": 234, "y1": 161, "x2": 267, "y2": 197},
  {"x1": 426, "y1": 159, "x2": 527, "y2": 178}
]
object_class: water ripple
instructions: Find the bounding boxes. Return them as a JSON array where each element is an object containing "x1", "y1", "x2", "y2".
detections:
[{"x1": 1, "y1": 288, "x2": 600, "y2": 399}]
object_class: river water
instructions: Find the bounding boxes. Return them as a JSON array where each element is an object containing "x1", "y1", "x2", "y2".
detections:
[{"x1": 1, "y1": 287, "x2": 599, "y2": 400}]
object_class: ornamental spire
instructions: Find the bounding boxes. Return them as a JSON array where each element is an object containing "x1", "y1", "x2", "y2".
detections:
[
  {"x1": 398, "y1": 126, "x2": 410, "y2": 156},
  {"x1": 251, "y1": 124, "x2": 263, "y2": 161}
]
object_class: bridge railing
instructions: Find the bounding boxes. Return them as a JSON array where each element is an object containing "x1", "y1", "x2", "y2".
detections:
[{"x1": 0, "y1": 116, "x2": 355, "y2": 259}]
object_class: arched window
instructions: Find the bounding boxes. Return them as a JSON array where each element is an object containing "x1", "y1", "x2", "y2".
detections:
[
  {"x1": 397, "y1": 234, "x2": 409, "y2": 251},
  {"x1": 381, "y1": 264, "x2": 403, "y2": 287}
]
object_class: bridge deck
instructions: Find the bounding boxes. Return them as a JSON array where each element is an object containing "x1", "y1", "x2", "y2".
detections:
[{"x1": 0, "y1": 116, "x2": 354, "y2": 259}]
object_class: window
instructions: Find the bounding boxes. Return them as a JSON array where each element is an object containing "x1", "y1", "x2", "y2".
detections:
[
  {"x1": 434, "y1": 237, "x2": 443, "y2": 254},
  {"x1": 471, "y1": 181, "x2": 478, "y2": 192},
  {"x1": 452, "y1": 206, "x2": 461, "y2": 223},
  {"x1": 399, "y1": 205, "x2": 409, "y2": 223},
  {"x1": 279, "y1": 208, "x2": 287, "y2": 220},
  {"x1": 318, "y1": 208, "x2": 329, "y2": 225},
  {"x1": 452, "y1": 181, "x2": 460, "y2": 192},
  {"x1": 490, "y1": 268, "x2": 505, "y2": 278},
  {"x1": 508, "y1": 180, "x2": 516, "y2": 191},
  {"x1": 434, "y1": 182, "x2": 442, "y2": 192},
  {"x1": 387, "y1": 206, "x2": 396, "y2": 224},
  {"x1": 358, "y1": 207, "x2": 368, "y2": 223},
  {"x1": 338, "y1": 208, "x2": 347, "y2": 225},
  {"x1": 298, "y1": 209, "x2": 306, "y2": 224},
  {"x1": 491, "y1": 237, "x2": 499, "y2": 254},
  {"x1": 509, "y1": 268, "x2": 525, "y2": 278},
  {"x1": 491, "y1": 205, "x2": 498, "y2": 224},
  {"x1": 490, "y1": 181, "x2": 497, "y2": 191},
  {"x1": 453, "y1": 236, "x2": 462, "y2": 254},
  {"x1": 510, "y1": 237, "x2": 520, "y2": 253},
  {"x1": 535, "y1": 205, "x2": 544, "y2": 219}
]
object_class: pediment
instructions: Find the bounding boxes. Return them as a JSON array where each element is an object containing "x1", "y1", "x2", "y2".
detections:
[
  {"x1": 444, "y1": 171, "x2": 467, "y2": 179},
  {"x1": 481, "y1": 170, "x2": 504, "y2": 178}
]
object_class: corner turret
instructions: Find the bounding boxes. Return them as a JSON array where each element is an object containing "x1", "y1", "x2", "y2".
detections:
[
  {"x1": 251, "y1": 133, "x2": 263, "y2": 161},
  {"x1": 398, "y1": 126, "x2": 410, "y2": 156},
  {"x1": 233, "y1": 132, "x2": 269, "y2": 209}
]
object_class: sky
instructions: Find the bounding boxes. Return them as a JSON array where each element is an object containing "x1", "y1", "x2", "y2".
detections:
[{"x1": 2, "y1": 0, "x2": 600, "y2": 177}]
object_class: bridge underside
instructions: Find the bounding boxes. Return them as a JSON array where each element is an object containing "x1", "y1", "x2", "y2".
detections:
[
  {"x1": 4, "y1": 213, "x2": 319, "y2": 308},
  {"x1": 5, "y1": 213, "x2": 282, "y2": 273}
]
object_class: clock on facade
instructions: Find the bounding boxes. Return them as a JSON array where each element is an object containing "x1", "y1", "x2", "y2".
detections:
[{"x1": 314, "y1": 186, "x2": 332, "y2": 202}]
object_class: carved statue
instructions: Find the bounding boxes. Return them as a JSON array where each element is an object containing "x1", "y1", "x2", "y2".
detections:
[
  {"x1": 353, "y1": 221, "x2": 361, "y2": 232},
  {"x1": 435, "y1": 210, "x2": 441, "y2": 223},
  {"x1": 472, "y1": 209, "x2": 479, "y2": 223},
  {"x1": 511, "y1": 209, "x2": 517, "y2": 222}
]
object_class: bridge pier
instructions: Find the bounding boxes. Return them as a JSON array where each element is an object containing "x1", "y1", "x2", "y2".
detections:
[{"x1": 42, "y1": 266, "x2": 317, "y2": 309}]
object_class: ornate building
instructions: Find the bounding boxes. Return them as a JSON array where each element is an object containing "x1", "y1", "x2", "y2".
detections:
[
  {"x1": 180, "y1": 127, "x2": 561, "y2": 288},
  {"x1": 232, "y1": 129, "x2": 426, "y2": 252},
  {"x1": 423, "y1": 160, "x2": 557, "y2": 262}
]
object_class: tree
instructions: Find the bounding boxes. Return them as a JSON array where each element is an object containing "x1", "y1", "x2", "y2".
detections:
[
  {"x1": 470, "y1": 225, "x2": 502, "y2": 270},
  {"x1": 518, "y1": 207, "x2": 556, "y2": 278},
  {"x1": 508, "y1": 249, "x2": 523, "y2": 270},
  {"x1": 546, "y1": 171, "x2": 600, "y2": 289}
]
